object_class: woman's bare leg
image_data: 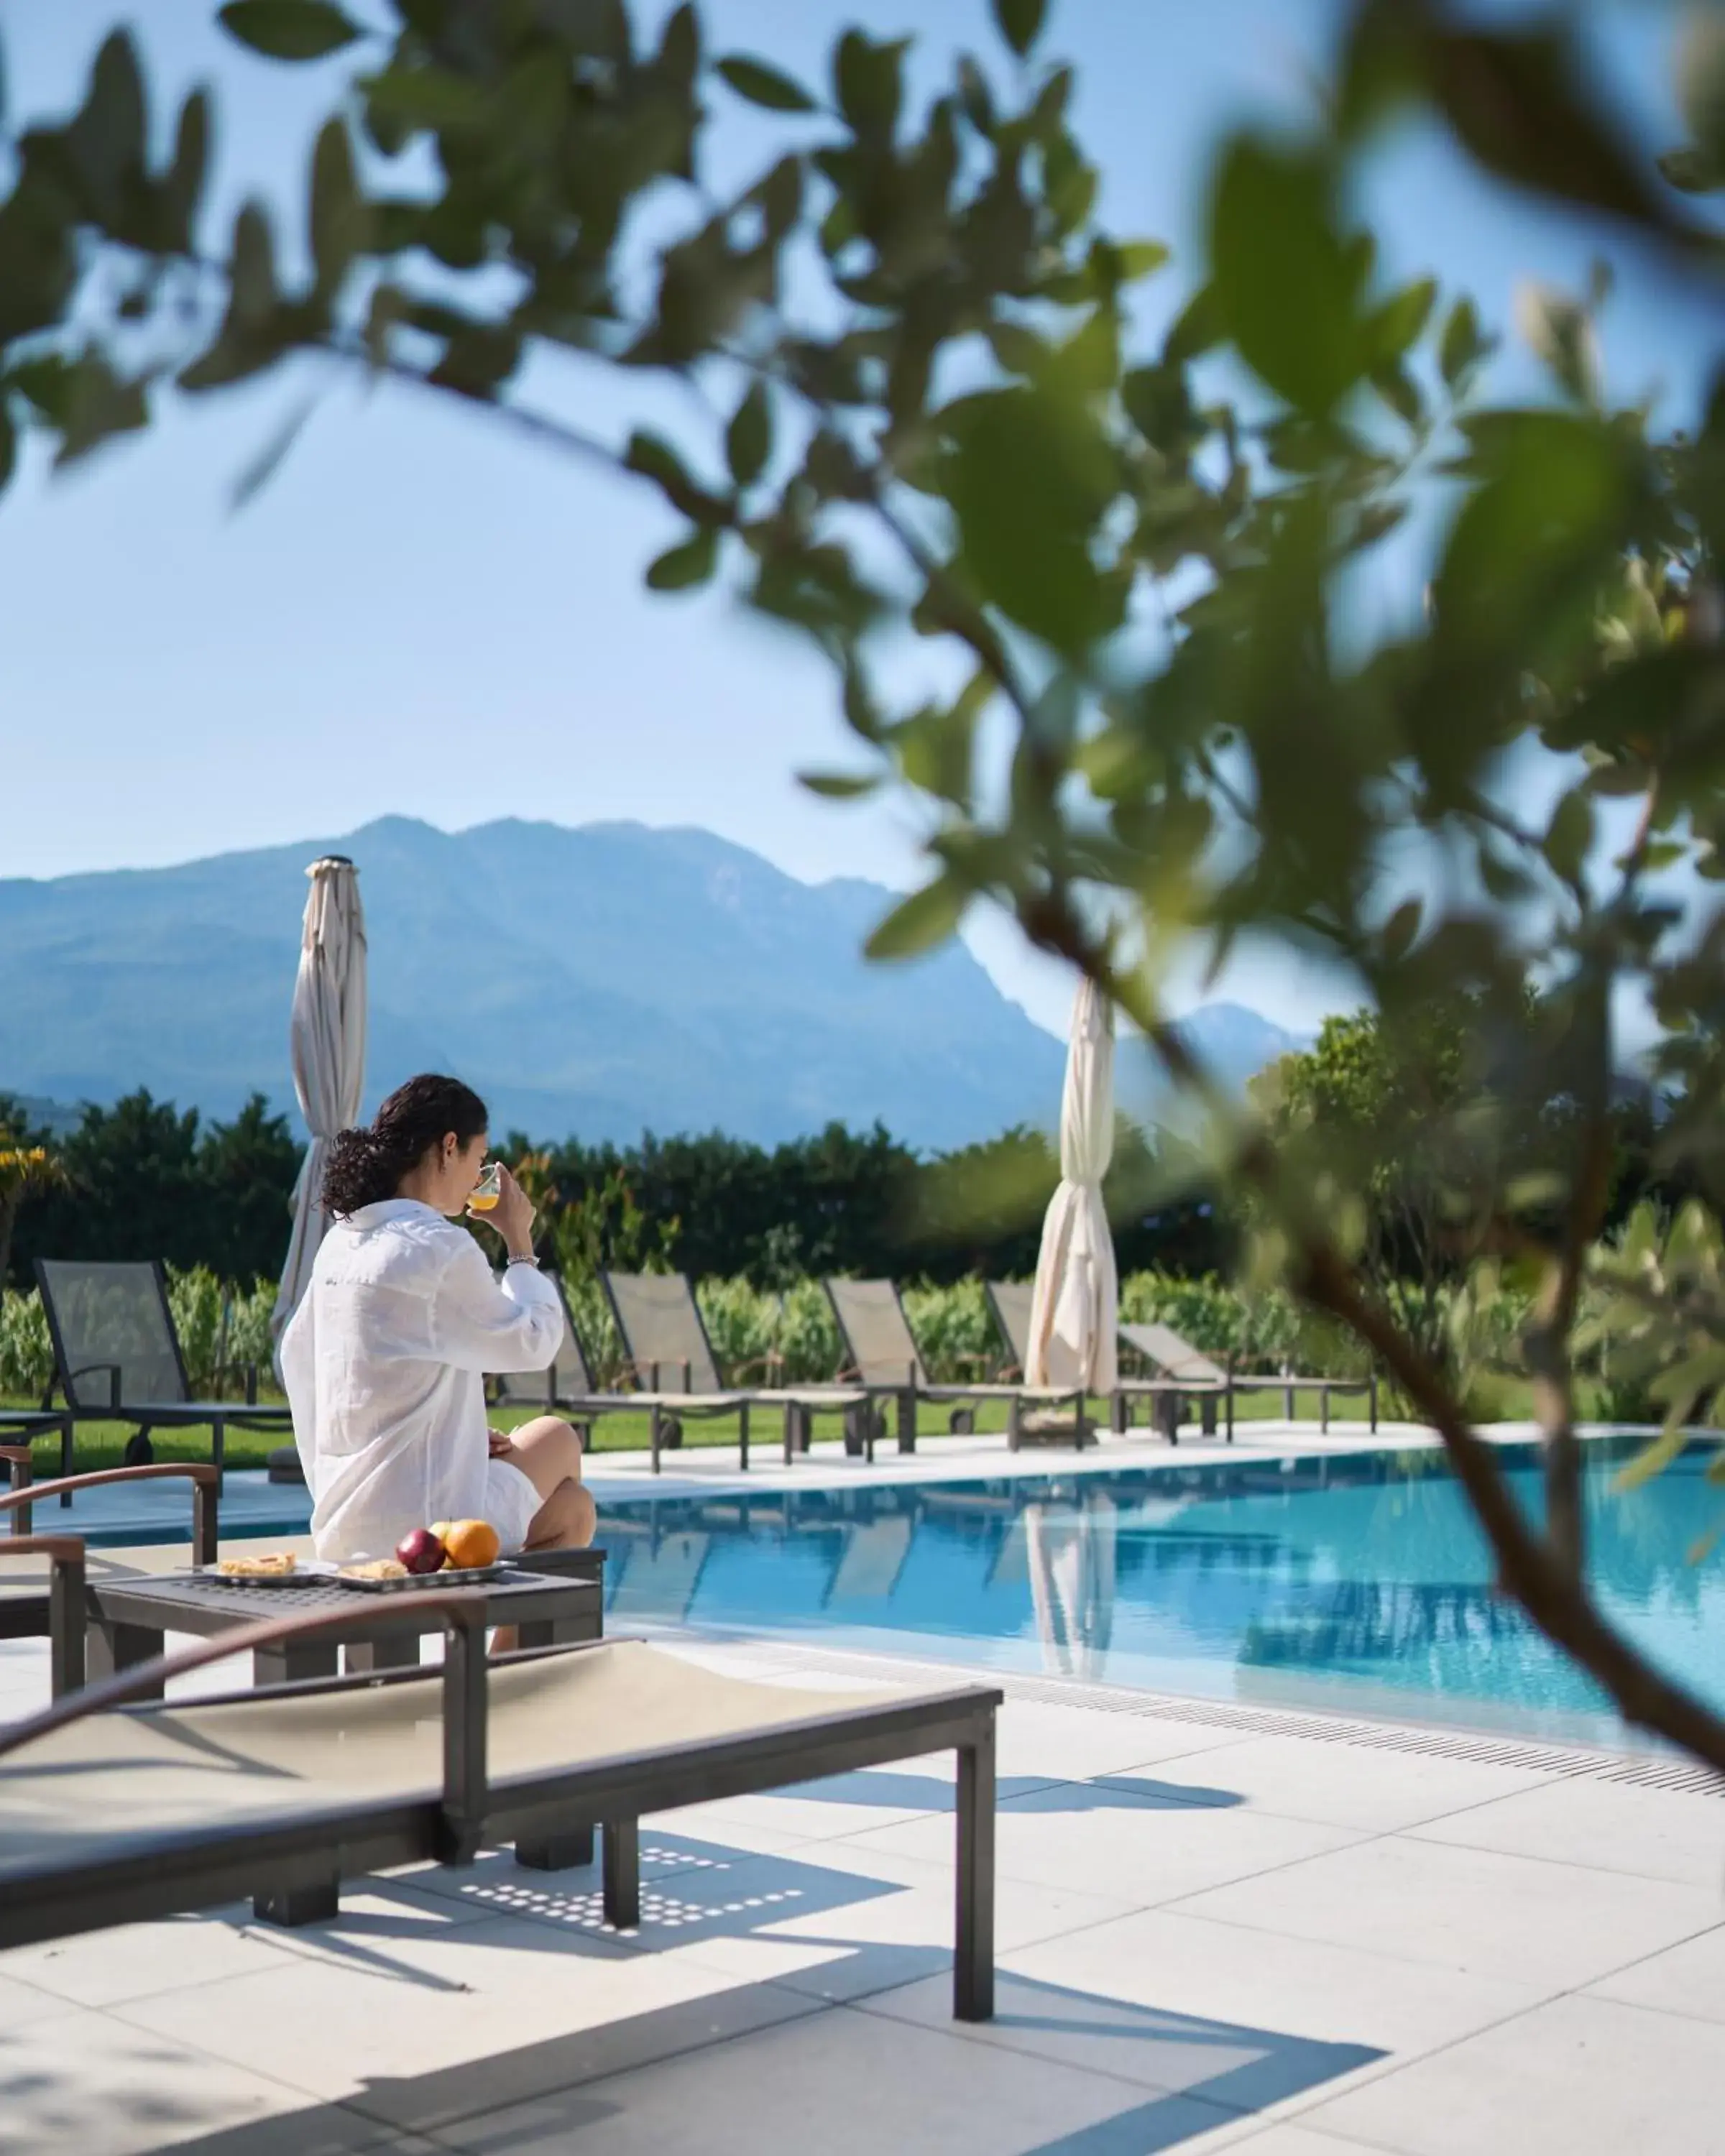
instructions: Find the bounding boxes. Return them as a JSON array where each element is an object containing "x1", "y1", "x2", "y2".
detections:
[
  {"x1": 502, "y1": 1415, "x2": 597, "y2": 1549},
  {"x1": 491, "y1": 1416, "x2": 595, "y2": 1651}
]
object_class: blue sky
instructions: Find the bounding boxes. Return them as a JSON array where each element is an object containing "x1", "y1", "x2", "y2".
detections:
[{"x1": 1, "y1": 1, "x2": 1710, "y2": 1039}]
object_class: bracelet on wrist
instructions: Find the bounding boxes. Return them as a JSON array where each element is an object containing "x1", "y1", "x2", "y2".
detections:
[{"x1": 506, "y1": 1252, "x2": 540, "y2": 1269}]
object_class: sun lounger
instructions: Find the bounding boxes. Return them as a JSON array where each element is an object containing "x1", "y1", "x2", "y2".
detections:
[
  {"x1": 489, "y1": 1272, "x2": 654, "y2": 1438},
  {"x1": 826, "y1": 1279, "x2": 1091, "y2": 1451},
  {"x1": 34, "y1": 1258, "x2": 292, "y2": 1492},
  {"x1": 604, "y1": 1271, "x2": 870, "y2": 1473},
  {"x1": 982, "y1": 1280, "x2": 1035, "y2": 1381},
  {"x1": 1116, "y1": 1321, "x2": 1377, "y2": 1439},
  {"x1": 1116, "y1": 1321, "x2": 1228, "y2": 1387},
  {"x1": 0, "y1": 1588, "x2": 1001, "y2": 2020},
  {"x1": 983, "y1": 1285, "x2": 1223, "y2": 1442},
  {"x1": 1113, "y1": 1320, "x2": 1230, "y2": 1439}
]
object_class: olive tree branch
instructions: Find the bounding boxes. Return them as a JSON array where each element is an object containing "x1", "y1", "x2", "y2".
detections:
[
  {"x1": 1532, "y1": 768, "x2": 1665, "y2": 1575},
  {"x1": 1008, "y1": 882, "x2": 1725, "y2": 1775}
]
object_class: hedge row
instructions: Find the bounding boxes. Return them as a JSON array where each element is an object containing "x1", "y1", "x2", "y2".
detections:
[{"x1": 0, "y1": 1268, "x2": 1364, "y2": 1401}]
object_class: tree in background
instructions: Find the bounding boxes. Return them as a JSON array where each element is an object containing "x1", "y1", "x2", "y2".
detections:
[
  {"x1": 192, "y1": 1093, "x2": 308, "y2": 1280},
  {"x1": 6, "y1": 0, "x2": 1725, "y2": 1766},
  {"x1": 8, "y1": 1091, "x2": 303, "y2": 1286},
  {"x1": 1251, "y1": 996, "x2": 1552, "y2": 1378},
  {"x1": 908, "y1": 1118, "x2": 1230, "y2": 1281},
  {"x1": 0, "y1": 1096, "x2": 65, "y2": 1290}
]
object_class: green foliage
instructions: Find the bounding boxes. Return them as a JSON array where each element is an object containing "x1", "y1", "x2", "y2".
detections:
[
  {"x1": 163, "y1": 1266, "x2": 277, "y2": 1391},
  {"x1": 1581, "y1": 1201, "x2": 1725, "y2": 1440},
  {"x1": 1249, "y1": 994, "x2": 1544, "y2": 1370},
  {"x1": 0, "y1": 1264, "x2": 1397, "y2": 1401},
  {"x1": 5, "y1": 1089, "x2": 1238, "y2": 1293},
  {"x1": 903, "y1": 1275, "x2": 995, "y2": 1379},
  {"x1": 9, "y1": 0, "x2": 1725, "y2": 1750},
  {"x1": 218, "y1": 2, "x2": 362, "y2": 62},
  {"x1": 0, "y1": 1286, "x2": 51, "y2": 1399},
  {"x1": 0, "y1": 1266, "x2": 273, "y2": 1398},
  {"x1": 8, "y1": 1090, "x2": 302, "y2": 1290}
]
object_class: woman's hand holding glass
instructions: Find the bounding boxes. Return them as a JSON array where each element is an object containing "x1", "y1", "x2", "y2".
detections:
[{"x1": 467, "y1": 1162, "x2": 536, "y2": 1259}]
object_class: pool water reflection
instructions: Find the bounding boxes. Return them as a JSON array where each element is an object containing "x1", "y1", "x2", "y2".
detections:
[{"x1": 599, "y1": 1437, "x2": 1725, "y2": 1745}]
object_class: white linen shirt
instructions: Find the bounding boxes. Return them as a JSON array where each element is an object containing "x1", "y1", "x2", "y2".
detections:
[{"x1": 281, "y1": 1198, "x2": 563, "y2": 1561}]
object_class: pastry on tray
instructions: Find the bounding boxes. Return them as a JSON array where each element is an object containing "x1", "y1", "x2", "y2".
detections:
[
  {"x1": 215, "y1": 1552, "x2": 298, "y2": 1578},
  {"x1": 341, "y1": 1557, "x2": 410, "y2": 1580}
]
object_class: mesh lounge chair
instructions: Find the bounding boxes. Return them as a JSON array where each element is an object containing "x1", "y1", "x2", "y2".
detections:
[
  {"x1": 1113, "y1": 1320, "x2": 1230, "y2": 1442},
  {"x1": 34, "y1": 1258, "x2": 292, "y2": 1495},
  {"x1": 825, "y1": 1279, "x2": 1092, "y2": 1452},
  {"x1": 489, "y1": 1273, "x2": 678, "y2": 1450},
  {"x1": 0, "y1": 1583, "x2": 1001, "y2": 2022},
  {"x1": 603, "y1": 1272, "x2": 870, "y2": 1473},
  {"x1": 982, "y1": 1284, "x2": 1228, "y2": 1444},
  {"x1": 983, "y1": 1281, "x2": 1035, "y2": 1380},
  {"x1": 1117, "y1": 1321, "x2": 1228, "y2": 1388},
  {"x1": 985, "y1": 1284, "x2": 1225, "y2": 1440},
  {"x1": 492, "y1": 1273, "x2": 599, "y2": 1410},
  {"x1": 1115, "y1": 1322, "x2": 1378, "y2": 1439}
]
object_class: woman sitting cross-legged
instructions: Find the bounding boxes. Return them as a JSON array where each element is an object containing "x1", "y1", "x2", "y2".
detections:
[{"x1": 281, "y1": 1072, "x2": 595, "y2": 1575}]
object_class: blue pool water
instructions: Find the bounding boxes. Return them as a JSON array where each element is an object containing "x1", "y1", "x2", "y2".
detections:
[{"x1": 599, "y1": 1437, "x2": 1725, "y2": 1745}]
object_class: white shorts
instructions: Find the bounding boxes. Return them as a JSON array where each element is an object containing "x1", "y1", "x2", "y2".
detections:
[{"x1": 484, "y1": 1455, "x2": 542, "y2": 1554}]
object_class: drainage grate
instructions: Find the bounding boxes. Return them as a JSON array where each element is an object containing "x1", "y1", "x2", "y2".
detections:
[{"x1": 691, "y1": 1636, "x2": 1725, "y2": 1800}]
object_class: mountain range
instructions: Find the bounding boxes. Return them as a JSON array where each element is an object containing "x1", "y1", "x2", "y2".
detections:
[{"x1": 0, "y1": 818, "x2": 1305, "y2": 1151}]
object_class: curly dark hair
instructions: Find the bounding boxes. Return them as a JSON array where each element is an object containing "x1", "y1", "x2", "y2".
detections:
[{"x1": 321, "y1": 1074, "x2": 489, "y2": 1217}]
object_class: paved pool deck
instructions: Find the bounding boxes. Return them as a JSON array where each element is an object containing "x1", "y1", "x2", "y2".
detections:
[
  {"x1": 579, "y1": 1416, "x2": 1576, "y2": 1508},
  {"x1": 3, "y1": 1418, "x2": 1721, "y2": 2154}
]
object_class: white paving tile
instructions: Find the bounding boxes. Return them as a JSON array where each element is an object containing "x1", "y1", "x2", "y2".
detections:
[
  {"x1": 856, "y1": 1698, "x2": 1261, "y2": 1785},
  {"x1": 1586, "y1": 1920, "x2": 1725, "y2": 2023},
  {"x1": 998, "y1": 1699, "x2": 1261, "y2": 1779},
  {"x1": 641, "y1": 1769, "x2": 952, "y2": 1843},
  {"x1": 0, "y1": 1911, "x2": 302, "y2": 2011},
  {"x1": 845, "y1": 1778, "x2": 1358, "y2": 1904},
  {"x1": 429, "y1": 1995, "x2": 1241, "y2": 2156},
  {"x1": 648, "y1": 1838, "x2": 1137, "y2": 2004},
  {"x1": 854, "y1": 1966, "x2": 1381, "y2": 2116},
  {"x1": 1406, "y1": 1774, "x2": 1725, "y2": 1887},
  {"x1": 1144, "y1": 1732, "x2": 1558, "y2": 1833},
  {"x1": 401, "y1": 1827, "x2": 818, "y2": 1931},
  {"x1": 998, "y1": 1904, "x2": 1546, "y2": 2068},
  {"x1": 1300, "y1": 1991, "x2": 1725, "y2": 2155},
  {"x1": 0, "y1": 2005, "x2": 392, "y2": 2155},
  {"x1": 1170, "y1": 1832, "x2": 1717, "y2": 1989},
  {"x1": 0, "y1": 1969, "x2": 81, "y2": 2033},
  {"x1": 112, "y1": 1912, "x2": 819, "y2": 2136},
  {"x1": 1187, "y1": 2127, "x2": 1404, "y2": 2155}
]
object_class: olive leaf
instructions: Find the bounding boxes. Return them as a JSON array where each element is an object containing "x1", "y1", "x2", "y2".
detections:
[{"x1": 218, "y1": 0, "x2": 363, "y2": 61}]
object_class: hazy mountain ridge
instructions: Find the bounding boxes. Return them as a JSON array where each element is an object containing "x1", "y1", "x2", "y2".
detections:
[{"x1": 0, "y1": 817, "x2": 1303, "y2": 1149}]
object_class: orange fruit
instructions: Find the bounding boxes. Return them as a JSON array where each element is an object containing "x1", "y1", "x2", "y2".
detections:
[{"x1": 443, "y1": 1518, "x2": 500, "y2": 1570}]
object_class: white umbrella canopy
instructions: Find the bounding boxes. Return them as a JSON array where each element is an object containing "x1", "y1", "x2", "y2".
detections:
[
  {"x1": 1024, "y1": 978, "x2": 1118, "y2": 1393},
  {"x1": 270, "y1": 856, "x2": 367, "y2": 1354}
]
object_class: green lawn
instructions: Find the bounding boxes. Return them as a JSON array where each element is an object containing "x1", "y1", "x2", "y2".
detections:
[{"x1": 0, "y1": 1376, "x2": 1473, "y2": 1480}]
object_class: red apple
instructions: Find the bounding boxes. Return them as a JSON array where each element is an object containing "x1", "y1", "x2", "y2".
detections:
[{"x1": 396, "y1": 1526, "x2": 446, "y2": 1575}]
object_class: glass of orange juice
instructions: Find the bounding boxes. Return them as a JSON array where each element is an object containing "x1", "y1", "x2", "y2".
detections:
[{"x1": 468, "y1": 1161, "x2": 502, "y2": 1214}]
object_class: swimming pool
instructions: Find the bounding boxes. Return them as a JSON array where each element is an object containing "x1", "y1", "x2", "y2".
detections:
[{"x1": 599, "y1": 1436, "x2": 1725, "y2": 1747}]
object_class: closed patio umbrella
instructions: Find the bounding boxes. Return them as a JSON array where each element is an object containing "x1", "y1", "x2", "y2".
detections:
[
  {"x1": 1024, "y1": 978, "x2": 1118, "y2": 1393},
  {"x1": 270, "y1": 855, "x2": 367, "y2": 1358}
]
